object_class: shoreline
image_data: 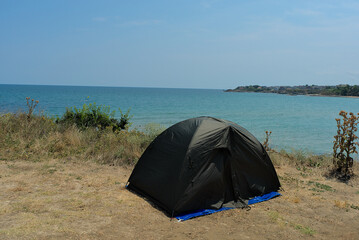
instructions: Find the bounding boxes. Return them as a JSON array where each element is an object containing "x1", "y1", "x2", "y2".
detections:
[
  {"x1": 307, "y1": 93, "x2": 359, "y2": 99},
  {"x1": 225, "y1": 90, "x2": 359, "y2": 99}
]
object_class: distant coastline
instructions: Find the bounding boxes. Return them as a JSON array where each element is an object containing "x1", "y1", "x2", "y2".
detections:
[{"x1": 225, "y1": 84, "x2": 359, "y2": 98}]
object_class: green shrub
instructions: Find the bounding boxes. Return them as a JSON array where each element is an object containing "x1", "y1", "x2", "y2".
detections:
[{"x1": 56, "y1": 103, "x2": 131, "y2": 131}]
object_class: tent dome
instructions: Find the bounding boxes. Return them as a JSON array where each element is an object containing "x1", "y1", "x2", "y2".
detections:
[{"x1": 127, "y1": 116, "x2": 280, "y2": 217}]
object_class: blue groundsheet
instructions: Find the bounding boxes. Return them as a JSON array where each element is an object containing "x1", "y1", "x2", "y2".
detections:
[{"x1": 175, "y1": 191, "x2": 281, "y2": 221}]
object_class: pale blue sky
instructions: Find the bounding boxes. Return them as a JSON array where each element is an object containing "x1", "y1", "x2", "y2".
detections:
[{"x1": 1, "y1": 0, "x2": 359, "y2": 89}]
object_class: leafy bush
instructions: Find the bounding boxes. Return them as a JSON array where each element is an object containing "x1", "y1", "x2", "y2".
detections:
[{"x1": 56, "y1": 103, "x2": 131, "y2": 131}]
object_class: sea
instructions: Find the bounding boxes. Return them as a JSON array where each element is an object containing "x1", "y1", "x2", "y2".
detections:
[{"x1": 1, "y1": 84, "x2": 358, "y2": 156}]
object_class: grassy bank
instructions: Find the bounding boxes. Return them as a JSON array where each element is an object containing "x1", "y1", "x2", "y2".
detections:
[
  {"x1": 0, "y1": 112, "x2": 333, "y2": 168},
  {"x1": 1, "y1": 112, "x2": 357, "y2": 173},
  {"x1": 0, "y1": 112, "x2": 163, "y2": 166}
]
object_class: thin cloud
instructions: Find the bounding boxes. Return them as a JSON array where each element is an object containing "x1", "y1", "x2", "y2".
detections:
[
  {"x1": 347, "y1": 71, "x2": 359, "y2": 80},
  {"x1": 218, "y1": 33, "x2": 260, "y2": 42},
  {"x1": 200, "y1": 0, "x2": 220, "y2": 9},
  {"x1": 201, "y1": 0, "x2": 211, "y2": 8},
  {"x1": 341, "y1": 1, "x2": 359, "y2": 11},
  {"x1": 316, "y1": 70, "x2": 340, "y2": 76},
  {"x1": 121, "y1": 20, "x2": 161, "y2": 26},
  {"x1": 286, "y1": 9, "x2": 323, "y2": 16},
  {"x1": 92, "y1": 17, "x2": 107, "y2": 22}
]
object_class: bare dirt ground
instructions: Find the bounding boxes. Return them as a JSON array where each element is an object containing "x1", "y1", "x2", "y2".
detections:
[{"x1": 1, "y1": 160, "x2": 358, "y2": 240}]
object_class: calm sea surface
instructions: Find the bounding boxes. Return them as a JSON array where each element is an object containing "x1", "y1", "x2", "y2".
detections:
[{"x1": 1, "y1": 84, "x2": 358, "y2": 156}]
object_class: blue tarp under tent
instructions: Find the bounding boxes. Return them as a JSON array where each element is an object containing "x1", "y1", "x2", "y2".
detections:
[{"x1": 175, "y1": 191, "x2": 281, "y2": 221}]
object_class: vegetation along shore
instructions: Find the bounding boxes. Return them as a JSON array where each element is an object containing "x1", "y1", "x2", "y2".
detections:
[
  {"x1": 0, "y1": 98, "x2": 358, "y2": 239},
  {"x1": 225, "y1": 84, "x2": 359, "y2": 97}
]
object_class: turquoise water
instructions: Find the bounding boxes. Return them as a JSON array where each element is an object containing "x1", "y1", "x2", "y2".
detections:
[{"x1": 1, "y1": 84, "x2": 358, "y2": 155}]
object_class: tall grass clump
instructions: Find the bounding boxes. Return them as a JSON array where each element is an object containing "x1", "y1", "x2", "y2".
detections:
[
  {"x1": 86, "y1": 128, "x2": 157, "y2": 166},
  {"x1": 269, "y1": 149, "x2": 331, "y2": 170},
  {"x1": 0, "y1": 112, "x2": 57, "y2": 161},
  {"x1": 142, "y1": 123, "x2": 166, "y2": 141},
  {"x1": 25, "y1": 97, "x2": 39, "y2": 120},
  {"x1": 332, "y1": 110, "x2": 359, "y2": 181},
  {"x1": 263, "y1": 130, "x2": 272, "y2": 151}
]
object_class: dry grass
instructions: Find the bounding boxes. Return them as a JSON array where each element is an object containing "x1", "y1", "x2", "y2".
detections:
[
  {"x1": 269, "y1": 149, "x2": 332, "y2": 169},
  {"x1": 334, "y1": 200, "x2": 348, "y2": 209},
  {"x1": 0, "y1": 159, "x2": 358, "y2": 240}
]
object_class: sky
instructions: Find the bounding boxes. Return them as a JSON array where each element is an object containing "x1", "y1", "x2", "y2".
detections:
[{"x1": 1, "y1": 0, "x2": 359, "y2": 89}]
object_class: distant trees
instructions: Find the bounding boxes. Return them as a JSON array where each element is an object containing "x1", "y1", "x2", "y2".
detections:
[
  {"x1": 316, "y1": 85, "x2": 359, "y2": 96},
  {"x1": 227, "y1": 85, "x2": 359, "y2": 97}
]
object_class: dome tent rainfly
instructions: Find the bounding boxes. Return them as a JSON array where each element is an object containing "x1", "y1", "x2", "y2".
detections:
[{"x1": 127, "y1": 116, "x2": 281, "y2": 218}]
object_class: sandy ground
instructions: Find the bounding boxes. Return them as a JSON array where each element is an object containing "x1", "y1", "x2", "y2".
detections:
[{"x1": 0, "y1": 160, "x2": 358, "y2": 240}]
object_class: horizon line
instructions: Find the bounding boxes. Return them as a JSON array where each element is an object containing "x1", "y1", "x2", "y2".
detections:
[{"x1": 0, "y1": 83, "x2": 224, "y2": 91}]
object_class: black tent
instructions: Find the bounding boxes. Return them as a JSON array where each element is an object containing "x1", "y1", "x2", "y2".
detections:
[{"x1": 127, "y1": 117, "x2": 280, "y2": 217}]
